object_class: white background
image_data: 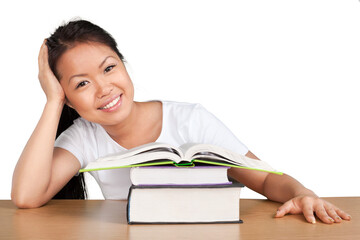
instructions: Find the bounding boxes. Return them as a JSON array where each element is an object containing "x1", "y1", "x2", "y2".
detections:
[{"x1": 0, "y1": 0, "x2": 359, "y2": 200}]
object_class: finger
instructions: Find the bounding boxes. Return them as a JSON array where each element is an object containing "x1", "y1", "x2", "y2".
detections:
[
  {"x1": 301, "y1": 201, "x2": 316, "y2": 224},
  {"x1": 38, "y1": 40, "x2": 47, "y2": 59},
  {"x1": 335, "y1": 208, "x2": 352, "y2": 221},
  {"x1": 38, "y1": 45, "x2": 46, "y2": 71},
  {"x1": 38, "y1": 41, "x2": 53, "y2": 81},
  {"x1": 275, "y1": 200, "x2": 294, "y2": 218},
  {"x1": 324, "y1": 205, "x2": 342, "y2": 223},
  {"x1": 38, "y1": 40, "x2": 49, "y2": 64},
  {"x1": 314, "y1": 205, "x2": 335, "y2": 224}
]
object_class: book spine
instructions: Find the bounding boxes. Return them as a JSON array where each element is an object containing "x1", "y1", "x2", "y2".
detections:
[
  {"x1": 135, "y1": 182, "x2": 233, "y2": 187},
  {"x1": 130, "y1": 183, "x2": 244, "y2": 189},
  {"x1": 128, "y1": 220, "x2": 243, "y2": 225}
]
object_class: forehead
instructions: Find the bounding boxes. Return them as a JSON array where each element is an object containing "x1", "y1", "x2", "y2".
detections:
[{"x1": 57, "y1": 42, "x2": 117, "y2": 76}]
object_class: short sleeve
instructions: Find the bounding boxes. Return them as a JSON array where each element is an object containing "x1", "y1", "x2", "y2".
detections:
[
  {"x1": 187, "y1": 104, "x2": 249, "y2": 155},
  {"x1": 54, "y1": 120, "x2": 86, "y2": 168}
]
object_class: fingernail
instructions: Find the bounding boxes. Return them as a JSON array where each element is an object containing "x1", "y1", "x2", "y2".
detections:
[
  {"x1": 311, "y1": 218, "x2": 316, "y2": 224},
  {"x1": 328, "y1": 217, "x2": 335, "y2": 223},
  {"x1": 347, "y1": 215, "x2": 352, "y2": 220},
  {"x1": 335, "y1": 216, "x2": 342, "y2": 221}
]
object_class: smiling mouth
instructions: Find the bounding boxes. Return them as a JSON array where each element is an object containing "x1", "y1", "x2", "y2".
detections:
[{"x1": 99, "y1": 95, "x2": 122, "y2": 110}]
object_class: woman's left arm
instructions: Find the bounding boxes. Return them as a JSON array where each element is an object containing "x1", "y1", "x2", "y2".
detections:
[{"x1": 228, "y1": 151, "x2": 352, "y2": 224}]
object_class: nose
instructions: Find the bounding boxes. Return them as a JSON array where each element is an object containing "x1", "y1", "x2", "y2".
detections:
[{"x1": 95, "y1": 79, "x2": 113, "y2": 99}]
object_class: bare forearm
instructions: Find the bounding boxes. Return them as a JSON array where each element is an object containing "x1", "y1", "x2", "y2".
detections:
[
  {"x1": 12, "y1": 100, "x2": 63, "y2": 204},
  {"x1": 236, "y1": 151, "x2": 350, "y2": 224},
  {"x1": 263, "y1": 173, "x2": 317, "y2": 203}
]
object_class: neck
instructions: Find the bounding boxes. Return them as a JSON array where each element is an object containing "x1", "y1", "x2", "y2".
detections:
[
  {"x1": 101, "y1": 101, "x2": 162, "y2": 149},
  {"x1": 101, "y1": 101, "x2": 141, "y2": 145}
]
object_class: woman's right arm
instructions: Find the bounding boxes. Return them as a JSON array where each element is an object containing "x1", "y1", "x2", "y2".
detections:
[{"x1": 11, "y1": 41, "x2": 81, "y2": 208}]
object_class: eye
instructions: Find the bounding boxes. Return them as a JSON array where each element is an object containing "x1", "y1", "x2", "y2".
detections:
[
  {"x1": 104, "y1": 64, "x2": 116, "y2": 73},
  {"x1": 76, "y1": 81, "x2": 89, "y2": 89}
]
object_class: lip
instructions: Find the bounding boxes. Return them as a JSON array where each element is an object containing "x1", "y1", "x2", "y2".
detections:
[{"x1": 98, "y1": 94, "x2": 123, "y2": 112}]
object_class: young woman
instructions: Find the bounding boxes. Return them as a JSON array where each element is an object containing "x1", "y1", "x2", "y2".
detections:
[{"x1": 11, "y1": 20, "x2": 351, "y2": 224}]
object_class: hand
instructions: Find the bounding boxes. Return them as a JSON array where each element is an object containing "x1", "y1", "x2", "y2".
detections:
[
  {"x1": 38, "y1": 40, "x2": 65, "y2": 104},
  {"x1": 275, "y1": 195, "x2": 351, "y2": 224}
]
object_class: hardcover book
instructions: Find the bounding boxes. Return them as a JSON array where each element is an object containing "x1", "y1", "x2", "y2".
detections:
[
  {"x1": 127, "y1": 184, "x2": 243, "y2": 224},
  {"x1": 130, "y1": 166, "x2": 231, "y2": 186}
]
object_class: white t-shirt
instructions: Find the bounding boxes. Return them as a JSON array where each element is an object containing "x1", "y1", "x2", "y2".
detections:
[{"x1": 54, "y1": 101, "x2": 248, "y2": 199}]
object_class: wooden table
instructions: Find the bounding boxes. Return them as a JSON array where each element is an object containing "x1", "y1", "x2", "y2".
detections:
[{"x1": 1, "y1": 197, "x2": 358, "y2": 240}]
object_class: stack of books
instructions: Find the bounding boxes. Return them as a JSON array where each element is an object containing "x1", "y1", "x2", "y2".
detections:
[
  {"x1": 80, "y1": 142, "x2": 280, "y2": 224},
  {"x1": 127, "y1": 165, "x2": 243, "y2": 224}
]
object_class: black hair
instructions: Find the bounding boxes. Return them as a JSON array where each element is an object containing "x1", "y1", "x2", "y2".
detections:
[
  {"x1": 46, "y1": 19, "x2": 125, "y2": 199},
  {"x1": 53, "y1": 105, "x2": 85, "y2": 199},
  {"x1": 46, "y1": 19, "x2": 125, "y2": 79}
]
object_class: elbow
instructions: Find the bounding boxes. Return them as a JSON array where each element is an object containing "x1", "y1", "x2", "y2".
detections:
[
  {"x1": 12, "y1": 197, "x2": 45, "y2": 209},
  {"x1": 11, "y1": 191, "x2": 46, "y2": 209}
]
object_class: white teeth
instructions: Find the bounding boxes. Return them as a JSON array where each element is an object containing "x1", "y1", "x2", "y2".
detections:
[{"x1": 101, "y1": 96, "x2": 121, "y2": 109}]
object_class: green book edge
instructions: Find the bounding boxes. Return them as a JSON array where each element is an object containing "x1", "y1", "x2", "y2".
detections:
[
  {"x1": 79, "y1": 159, "x2": 283, "y2": 175},
  {"x1": 79, "y1": 160, "x2": 175, "y2": 172},
  {"x1": 193, "y1": 159, "x2": 283, "y2": 175}
]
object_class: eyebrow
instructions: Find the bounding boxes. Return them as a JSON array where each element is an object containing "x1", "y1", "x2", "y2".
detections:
[{"x1": 68, "y1": 56, "x2": 117, "y2": 83}]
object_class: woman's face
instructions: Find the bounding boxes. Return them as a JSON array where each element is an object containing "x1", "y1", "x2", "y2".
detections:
[{"x1": 56, "y1": 42, "x2": 134, "y2": 126}]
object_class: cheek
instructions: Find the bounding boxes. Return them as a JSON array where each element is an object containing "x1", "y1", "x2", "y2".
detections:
[
  {"x1": 120, "y1": 75, "x2": 134, "y2": 97},
  {"x1": 126, "y1": 80, "x2": 134, "y2": 97},
  {"x1": 66, "y1": 92, "x2": 92, "y2": 111}
]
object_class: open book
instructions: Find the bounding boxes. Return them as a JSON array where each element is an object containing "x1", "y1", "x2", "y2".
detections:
[{"x1": 79, "y1": 142, "x2": 281, "y2": 174}]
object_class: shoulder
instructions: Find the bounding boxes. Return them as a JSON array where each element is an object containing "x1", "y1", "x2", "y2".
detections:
[
  {"x1": 161, "y1": 100, "x2": 206, "y2": 115},
  {"x1": 72, "y1": 117, "x2": 97, "y2": 128},
  {"x1": 58, "y1": 117, "x2": 100, "y2": 140},
  {"x1": 161, "y1": 100, "x2": 202, "y2": 108},
  {"x1": 163, "y1": 100, "x2": 217, "y2": 121},
  {"x1": 69, "y1": 117, "x2": 99, "y2": 133},
  {"x1": 161, "y1": 100, "x2": 219, "y2": 130},
  {"x1": 159, "y1": 100, "x2": 219, "y2": 125}
]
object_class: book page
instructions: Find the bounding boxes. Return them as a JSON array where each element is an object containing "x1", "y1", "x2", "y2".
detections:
[
  {"x1": 180, "y1": 143, "x2": 277, "y2": 173},
  {"x1": 96, "y1": 142, "x2": 183, "y2": 162},
  {"x1": 81, "y1": 151, "x2": 182, "y2": 171}
]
